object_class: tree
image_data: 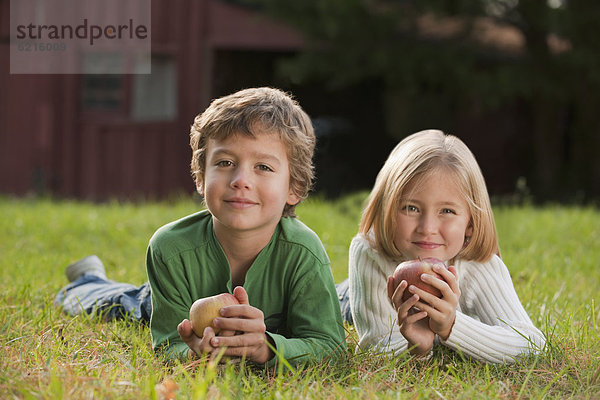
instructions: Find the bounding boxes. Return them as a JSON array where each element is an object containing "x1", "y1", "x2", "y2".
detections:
[{"x1": 246, "y1": 0, "x2": 600, "y2": 201}]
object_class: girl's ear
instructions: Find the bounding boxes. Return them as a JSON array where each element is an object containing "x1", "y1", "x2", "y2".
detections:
[{"x1": 465, "y1": 223, "x2": 474, "y2": 241}]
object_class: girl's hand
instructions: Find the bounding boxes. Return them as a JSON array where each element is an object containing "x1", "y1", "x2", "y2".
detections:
[
  {"x1": 387, "y1": 276, "x2": 435, "y2": 357},
  {"x1": 209, "y1": 286, "x2": 274, "y2": 364},
  {"x1": 408, "y1": 264, "x2": 460, "y2": 340}
]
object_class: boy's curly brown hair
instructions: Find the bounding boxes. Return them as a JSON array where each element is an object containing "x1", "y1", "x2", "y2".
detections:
[{"x1": 190, "y1": 87, "x2": 315, "y2": 217}]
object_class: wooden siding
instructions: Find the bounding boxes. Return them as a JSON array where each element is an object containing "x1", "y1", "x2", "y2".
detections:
[{"x1": 0, "y1": 0, "x2": 304, "y2": 200}]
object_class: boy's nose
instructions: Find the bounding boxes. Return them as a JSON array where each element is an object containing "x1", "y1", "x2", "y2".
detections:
[{"x1": 230, "y1": 169, "x2": 251, "y2": 189}]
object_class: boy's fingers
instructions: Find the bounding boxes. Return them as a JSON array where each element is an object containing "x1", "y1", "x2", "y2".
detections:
[
  {"x1": 214, "y1": 315, "x2": 266, "y2": 333},
  {"x1": 210, "y1": 333, "x2": 273, "y2": 364},
  {"x1": 193, "y1": 327, "x2": 217, "y2": 354},
  {"x1": 233, "y1": 286, "x2": 249, "y2": 305},
  {"x1": 220, "y1": 303, "x2": 264, "y2": 320},
  {"x1": 177, "y1": 319, "x2": 194, "y2": 339},
  {"x1": 211, "y1": 332, "x2": 265, "y2": 349},
  {"x1": 179, "y1": 321, "x2": 218, "y2": 357}
]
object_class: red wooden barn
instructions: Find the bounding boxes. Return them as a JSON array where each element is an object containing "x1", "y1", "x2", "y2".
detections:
[{"x1": 0, "y1": 0, "x2": 303, "y2": 200}]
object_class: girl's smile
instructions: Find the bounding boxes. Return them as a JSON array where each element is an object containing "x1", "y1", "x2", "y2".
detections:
[
  {"x1": 393, "y1": 168, "x2": 473, "y2": 262},
  {"x1": 413, "y1": 241, "x2": 442, "y2": 250}
]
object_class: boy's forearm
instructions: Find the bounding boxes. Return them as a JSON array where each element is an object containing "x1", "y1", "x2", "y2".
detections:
[
  {"x1": 265, "y1": 333, "x2": 346, "y2": 368},
  {"x1": 153, "y1": 339, "x2": 190, "y2": 361}
]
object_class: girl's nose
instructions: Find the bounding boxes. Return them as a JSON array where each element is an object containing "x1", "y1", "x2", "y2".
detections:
[{"x1": 417, "y1": 213, "x2": 437, "y2": 235}]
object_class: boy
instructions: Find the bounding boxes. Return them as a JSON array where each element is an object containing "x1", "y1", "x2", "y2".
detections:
[
  {"x1": 150, "y1": 87, "x2": 345, "y2": 365},
  {"x1": 56, "y1": 87, "x2": 346, "y2": 367}
]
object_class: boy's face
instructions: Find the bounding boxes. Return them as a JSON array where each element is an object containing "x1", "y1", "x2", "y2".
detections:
[{"x1": 199, "y1": 132, "x2": 300, "y2": 237}]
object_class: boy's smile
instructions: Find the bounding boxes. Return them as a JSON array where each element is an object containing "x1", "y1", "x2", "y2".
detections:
[
  {"x1": 201, "y1": 131, "x2": 299, "y2": 240},
  {"x1": 224, "y1": 196, "x2": 258, "y2": 209}
]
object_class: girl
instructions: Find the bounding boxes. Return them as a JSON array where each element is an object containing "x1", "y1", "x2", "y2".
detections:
[{"x1": 347, "y1": 129, "x2": 545, "y2": 363}]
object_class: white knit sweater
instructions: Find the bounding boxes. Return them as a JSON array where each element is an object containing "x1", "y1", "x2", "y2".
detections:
[{"x1": 348, "y1": 233, "x2": 546, "y2": 363}]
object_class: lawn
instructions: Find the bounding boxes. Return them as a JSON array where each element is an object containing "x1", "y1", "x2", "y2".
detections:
[{"x1": 0, "y1": 194, "x2": 598, "y2": 399}]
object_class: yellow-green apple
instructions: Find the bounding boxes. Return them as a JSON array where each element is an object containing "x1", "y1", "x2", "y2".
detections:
[
  {"x1": 189, "y1": 293, "x2": 239, "y2": 336},
  {"x1": 392, "y1": 257, "x2": 447, "y2": 302}
]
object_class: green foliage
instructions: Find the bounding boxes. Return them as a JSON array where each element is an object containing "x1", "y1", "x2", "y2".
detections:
[
  {"x1": 0, "y1": 195, "x2": 599, "y2": 398},
  {"x1": 249, "y1": 0, "x2": 597, "y2": 103},
  {"x1": 248, "y1": 0, "x2": 600, "y2": 200}
]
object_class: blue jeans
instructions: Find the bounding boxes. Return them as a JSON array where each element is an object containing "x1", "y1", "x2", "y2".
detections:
[
  {"x1": 55, "y1": 274, "x2": 152, "y2": 323},
  {"x1": 55, "y1": 273, "x2": 353, "y2": 326},
  {"x1": 336, "y1": 278, "x2": 353, "y2": 325}
]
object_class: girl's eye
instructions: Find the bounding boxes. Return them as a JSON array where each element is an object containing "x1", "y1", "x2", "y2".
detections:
[
  {"x1": 401, "y1": 205, "x2": 419, "y2": 213},
  {"x1": 442, "y1": 208, "x2": 456, "y2": 214}
]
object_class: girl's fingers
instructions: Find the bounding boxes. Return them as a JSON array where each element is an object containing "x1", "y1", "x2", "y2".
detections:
[
  {"x1": 407, "y1": 284, "x2": 438, "y2": 305},
  {"x1": 391, "y1": 280, "x2": 409, "y2": 309},
  {"x1": 404, "y1": 309, "x2": 428, "y2": 324},
  {"x1": 446, "y1": 265, "x2": 461, "y2": 294},
  {"x1": 396, "y1": 292, "x2": 420, "y2": 320},
  {"x1": 387, "y1": 276, "x2": 395, "y2": 301},
  {"x1": 430, "y1": 265, "x2": 460, "y2": 295}
]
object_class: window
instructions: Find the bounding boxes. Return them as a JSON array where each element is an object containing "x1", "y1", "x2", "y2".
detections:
[
  {"x1": 81, "y1": 53, "x2": 125, "y2": 112},
  {"x1": 80, "y1": 54, "x2": 177, "y2": 121},
  {"x1": 131, "y1": 55, "x2": 177, "y2": 121}
]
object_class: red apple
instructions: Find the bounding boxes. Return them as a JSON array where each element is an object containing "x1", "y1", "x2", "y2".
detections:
[
  {"x1": 392, "y1": 257, "x2": 447, "y2": 302},
  {"x1": 189, "y1": 293, "x2": 239, "y2": 336}
]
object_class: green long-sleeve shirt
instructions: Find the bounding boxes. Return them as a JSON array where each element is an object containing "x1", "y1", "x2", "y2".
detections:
[{"x1": 146, "y1": 210, "x2": 346, "y2": 367}]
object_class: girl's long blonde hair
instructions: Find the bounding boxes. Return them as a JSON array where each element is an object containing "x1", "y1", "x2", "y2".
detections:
[{"x1": 359, "y1": 129, "x2": 499, "y2": 262}]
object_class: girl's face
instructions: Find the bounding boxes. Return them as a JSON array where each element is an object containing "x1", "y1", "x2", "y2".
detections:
[{"x1": 393, "y1": 169, "x2": 473, "y2": 262}]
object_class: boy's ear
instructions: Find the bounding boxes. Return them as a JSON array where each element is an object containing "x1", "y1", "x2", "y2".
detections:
[
  {"x1": 286, "y1": 189, "x2": 301, "y2": 206},
  {"x1": 196, "y1": 181, "x2": 204, "y2": 197}
]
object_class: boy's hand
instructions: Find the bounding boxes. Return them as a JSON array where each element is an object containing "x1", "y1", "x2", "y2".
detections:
[
  {"x1": 407, "y1": 264, "x2": 460, "y2": 340},
  {"x1": 387, "y1": 276, "x2": 435, "y2": 356},
  {"x1": 209, "y1": 286, "x2": 274, "y2": 364},
  {"x1": 177, "y1": 318, "x2": 216, "y2": 359},
  {"x1": 177, "y1": 305, "x2": 238, "y2": 361}
]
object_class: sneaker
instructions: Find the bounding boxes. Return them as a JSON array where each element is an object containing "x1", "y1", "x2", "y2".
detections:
[{"x1": 65, "y1": 255, "x2": 106, "y2": 282}]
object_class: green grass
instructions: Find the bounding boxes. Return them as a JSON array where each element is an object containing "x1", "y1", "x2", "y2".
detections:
[{"x1": 1, "y1": 194, "x2": 599, "y2": 399}]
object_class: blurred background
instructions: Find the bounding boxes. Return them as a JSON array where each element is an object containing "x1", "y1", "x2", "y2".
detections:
[{"x1": 1, "y1": 0, "x2": 599, "y2": 203}]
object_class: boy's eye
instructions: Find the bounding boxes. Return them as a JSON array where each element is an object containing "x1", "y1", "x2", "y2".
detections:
[
  {"x1": 257, "y1": 164, "x2": 274, "y2": 172},
  {"x1": 216, "y1": 160, "x2": 233, "y2": 167}
]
